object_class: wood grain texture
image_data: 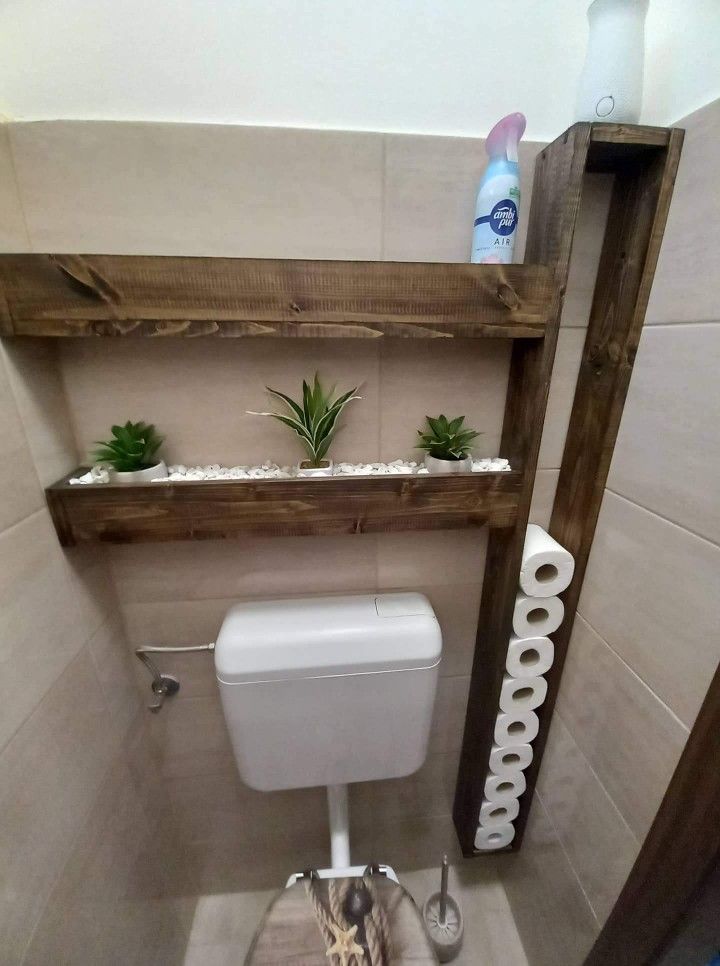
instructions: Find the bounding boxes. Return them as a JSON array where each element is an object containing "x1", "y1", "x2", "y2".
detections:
[
  {"x1": 513, "y1": 129, "x2": 685, "y2": 850},
  {"x1": 0, "y1": 255, "x2": 558, "y2": 339},
  {"x1": 587, "y1": 123, "x2": 672, "y2": 173},
  {"x1": 45, "y1": 470, "x2": 522, "y2": 546},
  {"x1": 453, "y1": 124, "x2": 593, "y2": 855},
  {"x1": 584, "y1": 661, "x2": 720, "y2": 966}
]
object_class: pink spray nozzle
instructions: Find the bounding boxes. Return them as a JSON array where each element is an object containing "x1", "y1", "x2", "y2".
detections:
[{"x1": 486, "y1": 112, "x2": 527, "y2": 163}]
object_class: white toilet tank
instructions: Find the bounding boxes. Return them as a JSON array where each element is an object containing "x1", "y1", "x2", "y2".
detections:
[{"x1": 215, "y1": 593, "x2": 442, "y2": 791}]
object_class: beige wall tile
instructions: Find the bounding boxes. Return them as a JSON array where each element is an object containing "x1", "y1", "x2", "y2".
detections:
[
  {"x1": 122, "y1": 598, "x2": 238, "y2": 648},
  {"x1": 561, "y1": 174, "x2": 613, "y2": 327},
  {"x1": 10, "y1": 120, "x2": 383, "y2": 259},
  {"x1": 0, "y1": 353, "x2": 44, "y2": 532},
  {"x1": 529, "y1": 469, "x2": 559, "y2": 529},
  {"x1": 111, "y1": 532, "x2": 377, "y2": 604},
  {"x1": 1, "y1": 340, "x2": 78, "y2": 488},
  {"x1": 60, "y1": 337, "x2": 380, "y2": 468},
  {"x1": 608, "y1": 323, "x2": 720, "y2": 544},
  {"x1": 498, "y1": 794, "x2": 599, "y2": 966},
  {"x1": 428, "y1": 675, "x2": 471, "y2": 756},
  {"x1": 166, "y1": 769, "x2": 328, "y2": 852},
  {"x1": 415, "y1": 582, "x2": 481, "y2": 678},
  {"x1": 0, "y1": 651, "x2": 120, "y2": 956},
  {"x1": 536, "y1": 714, "x2": 639, "y2": 925},
  {"x1": 0, "y1": 124, "x2": 30, "y2": 251},
  {"x1": 66, "y1": 545, "x2": 120, "y2": 643},
  {"x1": 376, "y1": 528, "x2": 487, "y2": 587},
  {"x1": 557, "y1": 614, "x2": 688, "y2": 840},
  {"x1": 538, "y1": 327, "x2": 586, "y2": 469},
  {"x1": 646, "y1": 99, "x2": 720, "y2": 325},
  {"x1": 0, "y1": 510, "x2": 87, "y2": 750},
  {"x1": 378, "y1": 339, "x2": 510, "y2": 462},
  {"x1": 578, "y1": 491, "x2": 720, "y2": 729},
  {"x1": 351, "y1": 749, "x2": 460, "y2": 829},
  {"x1": 383, "y1": 133, "x2": 542, "y2": 262},
  {"x1": 87, "y1": 615, "x2": 140, "y2": 742},
  {"x1": 149, "y1": 693, "x2": 234, "y2": 779},
  {"x1": 353, "y1": 812, "x2": 465, "y2": 871},
  {"x1": 180, "y1": 834, "x2": 331, "y2": 894}
]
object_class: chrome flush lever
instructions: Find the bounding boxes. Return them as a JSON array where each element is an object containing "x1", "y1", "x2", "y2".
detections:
[
  {"x1": 135, "y1": 649, "x2": 180, "y2": 712},
  {"x1": 134, "y1": 643, "x2": 215, "y2": 713}
]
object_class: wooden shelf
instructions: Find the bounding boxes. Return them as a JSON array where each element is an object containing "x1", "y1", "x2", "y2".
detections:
[
  {"x1": 0, "y1": 255, "x2": 557, "y2": 339},
  {"x1": 5, "y1": 122, "x2": 682, "y2": 870},
  {"x1": 45, "y1": 469, "x2": 523, "y2": 546}
]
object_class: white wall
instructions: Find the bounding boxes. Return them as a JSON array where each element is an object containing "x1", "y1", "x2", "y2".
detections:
[
  {"x1": 0, "y1": 0, "x2": 590, "y2": 140},
  {"x1": 644, "y1": 0, "x2": 720, "y2": 124}
]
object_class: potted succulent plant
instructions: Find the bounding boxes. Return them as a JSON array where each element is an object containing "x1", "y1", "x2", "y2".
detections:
[
  {"x1": 417, "y1": 414, "x2": 480, "y2": 474},
  {"x1": 249, "y1": 373, "x2": 360, "y2": 477},
  {"x1": 93, "y1": 420, "x2": 168, "y2": 483}
]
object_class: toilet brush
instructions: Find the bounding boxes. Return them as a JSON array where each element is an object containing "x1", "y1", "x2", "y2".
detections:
[{"x1": 422, "y1": 856, "x2": 464, "y2": 962}]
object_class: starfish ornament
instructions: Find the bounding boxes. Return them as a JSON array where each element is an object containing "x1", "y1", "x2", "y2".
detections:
[{"x1": 325, "y1": 920, "x2": 364, "y2": 965}]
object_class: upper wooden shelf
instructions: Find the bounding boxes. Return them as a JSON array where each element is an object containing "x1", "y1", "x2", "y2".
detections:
[
  {"x1": 0, "y1": 254, "x2": 558, "y2": 340},
  {"x1": 45, "y1": 468, "x2": 523, "y2": 546}
]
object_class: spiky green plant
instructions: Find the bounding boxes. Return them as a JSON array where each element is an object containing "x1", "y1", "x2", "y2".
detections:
[
  {"x1": 248, "y1": 374, "x2": 360, "y2": 467},
  {"x1": 416, "y1": 414, "x2": 481, "y2": 461},
  {"x1": 93, "y1": 421, "x2": 164, "y2": 472}
]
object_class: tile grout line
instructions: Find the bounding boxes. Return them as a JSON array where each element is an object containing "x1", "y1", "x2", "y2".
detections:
[
  {"x1": 553, "y1": 707, "x2": 641, "y2": 847},
  {"x1": 604, "y1": 485, "x2": 720, "y2": 551},
  {"x1": 533, "y1": 791, "x2": 602, "y2": 929},
  {"x1": 573, "y1": 611, "x2": 691, "y2": 734}
]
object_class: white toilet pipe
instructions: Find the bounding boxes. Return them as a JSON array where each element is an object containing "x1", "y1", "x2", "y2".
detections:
[{"x1": 327, "y1": 784, "x2": 351, "y2": 869}]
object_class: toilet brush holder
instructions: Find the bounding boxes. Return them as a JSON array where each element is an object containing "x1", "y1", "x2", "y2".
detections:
[{"x1": 422, "y1": 856, "x2": 464, "y2": 962}]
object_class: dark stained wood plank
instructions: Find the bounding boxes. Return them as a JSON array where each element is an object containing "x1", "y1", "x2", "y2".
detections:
[
  {"x1": 587, "y1": 123, "x2": 673, "y2": 173},
  {"x1": 453, "y1": 124, "x2": 593, "y2": 855},
  {"x1": 584, "y1": 661, "x2": 720, "y2": 966},
  {"x1": 0, "y1": 255, "x2": 558, "y2": 339},
  {"x1": 513, "y1": 128, "x2": 685, "y2": 850},
  {"x1": 591, "y1": 123, "x2": 671, "y2": 147},
  {"x1": 45, "y1": 469, "x2": 523, "y2": 546}
]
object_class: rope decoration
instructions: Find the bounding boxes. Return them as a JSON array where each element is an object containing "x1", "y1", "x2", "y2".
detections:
[{"x1": 304, "y1": 872, "x2": 392, "y2": 966}]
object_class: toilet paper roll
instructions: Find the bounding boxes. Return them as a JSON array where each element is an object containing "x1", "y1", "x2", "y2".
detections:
[
  {"x1": 479, "y1": 798, "x2": 520, "y2": 828},
  {"x1": 489, "y1": 743, "x2": 533, "y2": 777},
  {"x1": 520, "y1": 524, "x2": 575, "y2": 597},
  {"x1": 494, "y1": 711, "x2": 539, "y2": 746},
  {"x1": 475, "y1": 822, "x2": 516, "y2": 851},
  {"x1": 513, "y1": 592, "x2": 564, "y2": 638},
  {"x1": 484, "y1": 770, "x2": 526, "y2": 804},
  {"x1": 499, "y1": 674, "x2": 548, "y2": 714},
  {"x1": 506, "y1": 635, "x2": 555, "y2": 679}
]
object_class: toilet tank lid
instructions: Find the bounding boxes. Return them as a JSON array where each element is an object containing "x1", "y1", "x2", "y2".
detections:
[{"x1": 215, "y1": 593, "x2": 442, "y2": 683}]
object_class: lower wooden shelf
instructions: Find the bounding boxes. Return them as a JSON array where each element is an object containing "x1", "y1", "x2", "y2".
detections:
[{"x1": 45, "y1": 469, "x2": 522, "y2": 545}]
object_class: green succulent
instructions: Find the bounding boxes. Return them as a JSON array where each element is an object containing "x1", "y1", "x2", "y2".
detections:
[
  {"x1": 93, "y1": 421, "x2": 164, "y2": 472},
  {"x1": 248, "y1": 373, "x2": 360, "y2": 467},
  {"x1": 416, "y1": 414, "x2": 481, "y2": 461}
]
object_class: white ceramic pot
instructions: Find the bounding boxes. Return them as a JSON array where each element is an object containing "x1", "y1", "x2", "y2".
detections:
[
  {"x1": 108, "y1": 460, "x2": 168, "y2": 483},
  {"x1": 297, "y1": 459, "x2": 333, "y2": 478},
  {"x1": 424, "y1": 454, "x2": 472, "y2": 474},
  {"x1": 575, "y1": 0, "x2": 648, "y2": 123}
]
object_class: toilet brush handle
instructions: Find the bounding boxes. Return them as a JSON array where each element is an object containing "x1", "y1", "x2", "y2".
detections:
[{"x1": 439, "y1": 855, "x2": 449, "y2": 925}]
